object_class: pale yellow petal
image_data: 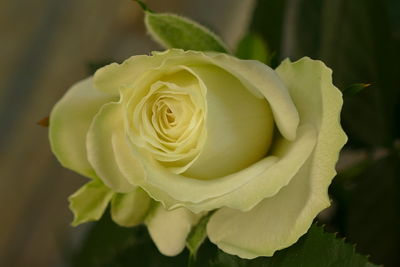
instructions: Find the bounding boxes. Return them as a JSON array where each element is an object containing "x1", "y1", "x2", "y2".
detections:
[
  {"x1": 145, "y1": 204, "x2": 202, "y2": 256},
  {"x1": 94, "y1": 50, "x2": 188, "y2": 94},
  {"x1": 207, "y1": 57, "x2": 347, "y2": 258},
  {"x1": 205, "y1": 52, "x2": 300, "y2": 141},
  {"x1": 86, "y1": 102, "x2": 136, "y2": 192},
  {"x1": 183, "y1": 65, "x2": 274, "y2": 179},
  {"x1": 187, "y1": 124, "x2": 316, "y2": 213},
  {"x1": 49, "y1": 77, "x2": 116, "y2": 178},
  {"x1": 111, "y1": 188, "x2": 152, "y2": 227}
]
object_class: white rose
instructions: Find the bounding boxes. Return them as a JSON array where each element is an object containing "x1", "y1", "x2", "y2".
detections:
[{"x1": 50, "y1": 49, "x2": 346, "y2": 258}]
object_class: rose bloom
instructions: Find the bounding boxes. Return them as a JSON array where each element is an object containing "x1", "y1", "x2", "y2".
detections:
[{"x1": 49, "y1": 49, "x2": 346, "y2": 258}]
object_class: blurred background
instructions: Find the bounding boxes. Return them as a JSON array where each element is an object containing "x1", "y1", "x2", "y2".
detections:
[{"x1": 0, "y1": 0, "x2": 399, "y2": 266}]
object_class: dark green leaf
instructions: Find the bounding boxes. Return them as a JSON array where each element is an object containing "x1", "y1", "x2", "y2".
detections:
[{"x1": 209, "y1": 224, "x2": 379, "y2": 267}]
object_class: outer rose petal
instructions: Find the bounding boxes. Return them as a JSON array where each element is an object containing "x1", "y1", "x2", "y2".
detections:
[
  {"x1": 185, "y1": 123, "x2": 316, "y2": 213},
  {"x1": 86, "y1": 102, "x2": 136, "y2": 192},
  {"x1": 111, "y1": 188, "x2": 152, "y2": 227},
  {"x1": 145, "y1": 204, "x2": 202, "y2": 256},
  {"x1": 207, "y1": 57, "x2": 347, "y2": 258},
  {"x1": 49, "y1": 77, "x2": 116, "y2": 178},
  {"x1": 204, "y1": 52, "x2": 299, "y2": 141},
  {"x1": 69, "y1": 179, "x2": 113, "y2": 226},
  {"x1": 94, "y1": 54, "x2": 176, "y2": 94}
]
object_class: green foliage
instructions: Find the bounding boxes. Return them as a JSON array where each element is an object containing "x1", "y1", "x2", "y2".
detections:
[
  {"x1": 144, "y1": 11, "x2": 229, "y2": 53},
  {"x1": 235, "y1": 33, "x2": 272, "y2": 65},
  {"x1": 69, "y1": 219, "x2": 378, "y2": 267},
  {"x1": 209, "y1": 224, "x2": 378, "y2": 267},
  {"x1": 68, "y1": 210, "x2": 189, "y2": 267}
]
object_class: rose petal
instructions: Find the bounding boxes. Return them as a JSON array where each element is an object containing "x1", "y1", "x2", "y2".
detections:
[
  {"x1": 182, "y1": 65, "x2": 274, "y2": 179},
  {"x1": 49, "y1": 77, "x2": 116, "y2": 178},
  {"x1": 187, "y1": 123, "x2": 317, "y2": 212},
  {"x1": 111, "y1": 188, "x2": 152, "y2": 227},
  {"x1": 205, "y1": 53, "x2": 300, "y2": 141},
  {"x1": 93, "y1": 55, "x2": 150, "y2": 94},
  {"x1": 145, "y1": 204, "x2": 202, "y2": 256},
  {"x1": 126, "y1": 74, "x2": 205, "y2": 173},
  {"x1": 207, "y1": 57, "x2": 347, "y2": 258},
  {"x1": 86, "y1": 102, "x2": 136, "y2": 192},
  {"x1": 94, "y1": 52, "x2": 178, "y2": 94}
]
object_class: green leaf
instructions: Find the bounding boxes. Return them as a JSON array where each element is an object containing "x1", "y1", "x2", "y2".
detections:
[
  {"x1": 69, "y1": 180, "x2": 113, "y2": 226},
  {"x1": 235, "y1": 33, "x2": 272, "y2": 65},
  {"x1": 186, "y1": 211, "x2": 215, "y2": 261},
  {"x1": 144, "y1": 12, "x2": 229, "y2": 53},
  {"x1": 209, "y1": 224, "x2": 379, "y2": 267}
]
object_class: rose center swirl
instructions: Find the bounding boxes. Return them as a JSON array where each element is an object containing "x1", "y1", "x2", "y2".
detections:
[{"x1": 127, "y1": 69, "x2": 206, "y2": 174}]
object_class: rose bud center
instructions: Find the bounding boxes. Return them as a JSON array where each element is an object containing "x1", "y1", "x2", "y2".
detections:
[{"x1": 125, "y1": 65, "x2": 274, "y2": 180}]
